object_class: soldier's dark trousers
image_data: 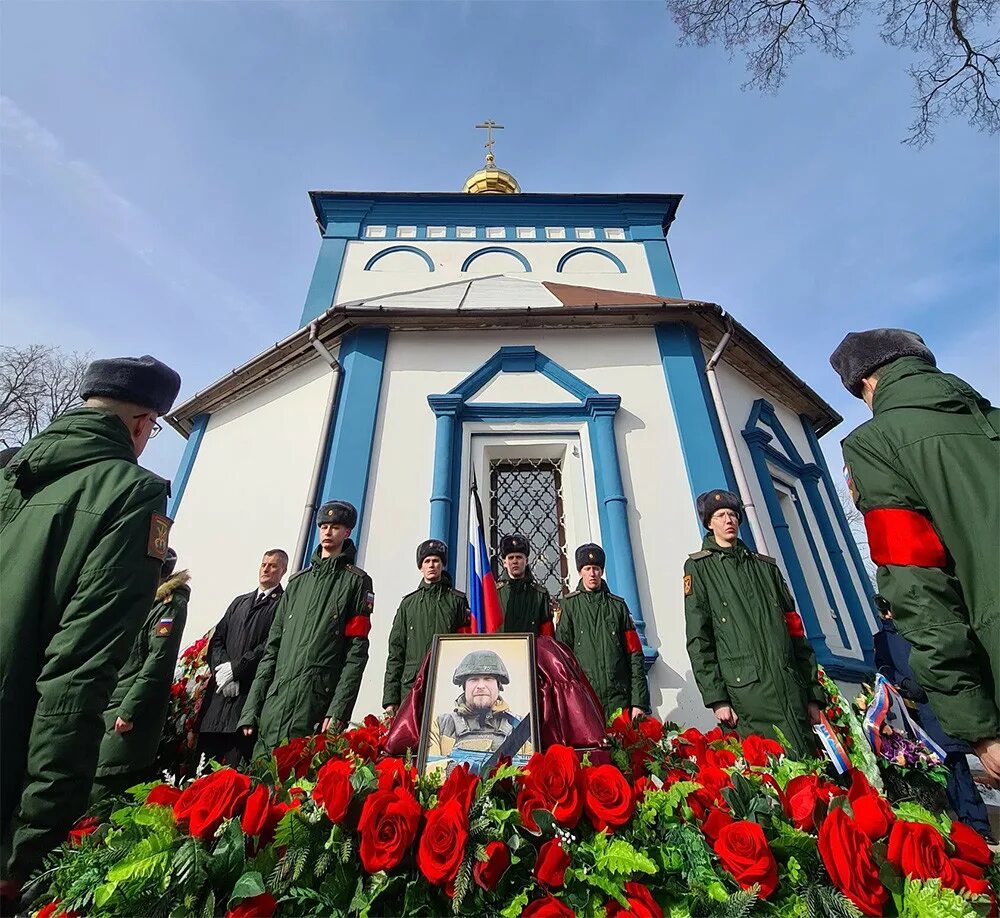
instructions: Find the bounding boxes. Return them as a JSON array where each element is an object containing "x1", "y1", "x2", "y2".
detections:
[{"x1": 946, "y1": 753, "x2": 993, "y2": 841}]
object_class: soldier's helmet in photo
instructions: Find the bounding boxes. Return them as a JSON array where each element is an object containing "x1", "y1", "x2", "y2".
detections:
[{"x1": 452, "y1": 649, "x2": 510, "y2": 687}]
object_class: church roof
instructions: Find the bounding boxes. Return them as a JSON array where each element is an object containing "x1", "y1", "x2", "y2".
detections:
[{"x1": 166, "y1": 276, "x2": 842, "y2": 437}]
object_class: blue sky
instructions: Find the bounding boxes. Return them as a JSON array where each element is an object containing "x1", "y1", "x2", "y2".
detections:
[{"x1": 2, "y1": 1, "x2": 997, "y2": 481}]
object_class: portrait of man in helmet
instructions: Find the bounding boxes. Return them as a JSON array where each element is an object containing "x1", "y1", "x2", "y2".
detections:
[{"x1": 420, "y1": 635, "x2": 539, "y2": 777}]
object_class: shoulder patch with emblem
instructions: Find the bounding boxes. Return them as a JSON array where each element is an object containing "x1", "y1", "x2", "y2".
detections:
[
  {"x1": 147, "y1": 513, "x2": 172, "y2": 561},
  {"x1": 683, "y1": 574, "x2": 693, "y2": 596},
  {"x1": 687, "y1": 550, "x2": 711, "y2": 561},
  {"x1": 364, "y1": 591, "x2": 375, "y2": 613},
  {"x1": 156, "y1": 615, "x2": 174, "y2": 636}
]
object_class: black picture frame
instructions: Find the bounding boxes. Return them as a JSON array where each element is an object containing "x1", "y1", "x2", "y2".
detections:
[{"x1": 417, "y1": 633, "x2": 541, "y2": 777}]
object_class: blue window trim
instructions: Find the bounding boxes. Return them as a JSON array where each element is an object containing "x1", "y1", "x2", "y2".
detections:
[
  {"x1": 427, "y1": 345, "x2": 655, "y2": 663},
  {"x1": 167, "y1": 413, "x2": 209, "y2": 519},
  {"x1": 555, "y1": 246, "x2": 627, "y2": 274},
  {"x1": 305, "y1": 328, "x2": 389, "y2": 559},
  {"x1": 363, "y1": 245, "x2": 435, "y2": 273},
  {"x1": 653, "y1": 324, "x2": 754, "y2": 548},
  {"x1": 742, "y1": 399, "x2": 874, "y2": 674},
  {"x1": 460, "y1": 246, "x2": 532, "y2": 273}
]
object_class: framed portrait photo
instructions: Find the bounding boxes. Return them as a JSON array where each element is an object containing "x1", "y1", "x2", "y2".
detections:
[{"x1": 417, "y1": 633, "x2": 541, "y2": 778}]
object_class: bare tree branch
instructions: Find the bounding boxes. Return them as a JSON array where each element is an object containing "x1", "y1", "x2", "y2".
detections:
[
  {"x1": 665, "y1": 0, "x2": 999, "y2": 141},
  {"x1": 0, "y1": 345, "x2": 91, "y2": 447}
]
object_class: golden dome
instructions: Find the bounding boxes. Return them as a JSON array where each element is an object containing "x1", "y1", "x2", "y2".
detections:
[{"x1": 463, "y1": 152, "x2": 521, "y2": 194}]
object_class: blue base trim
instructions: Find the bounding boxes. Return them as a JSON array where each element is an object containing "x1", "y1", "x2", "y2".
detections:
[
  {"x1": 306, "y1": 328, "x2": 389, "y2": 557},
  {"x1": 167, "y1": 414, "x2": 209, "y2": 518},
  {"x1": 428, "y1": 345, "x2": 655, "y2": 662},
  {"x1": 654, "y1": 324, "x2": 752, "y2": 546}
]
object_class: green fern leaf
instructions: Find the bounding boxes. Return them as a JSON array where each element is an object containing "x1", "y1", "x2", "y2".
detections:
[
  {"x1": 713, "y1": 887, "x2": 759, "y2": 918},
  {"x1": 595, "y1": 838, "x2": 657, "y2": 876}
]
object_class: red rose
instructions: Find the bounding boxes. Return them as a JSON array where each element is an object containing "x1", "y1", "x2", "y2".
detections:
[
  {"x1": 887, "y1": 821, "x2": 963, "y2": 890},
  {"x1": 674, "y1": 728, "x2": 708, "y2": 763},
  {"x1": 146, "y1": 784, "x2": 182, "y2": 808},
  {"x1": 534, "y1": 839, "x2": 571, "y2": 888},
  {"x1": 271, "y1": 736, "x2": 313, "y2": 781},
  {"x1": 605, "y1": 881, "x2": 663, "y2": 918},
  {"x1": 581, "y1": 764, "x2": 635, "y2": 832},
  {"x1": 782, "y1": 774, "x2": 842, "y2": 832},
  {"x1": 950, "y1": 821, "x2": 991, "y2": 873},
  {"x1": 174, "y1": 768, "x2": 251, "y2": 840},
  {"x1": 694, "y1": 765, "x2": 731, "y2": 804},
  {"x1": 357, "y1": 786, "x2": 421, "y2": 873},
  {"x1": 609, "y1": 711, "x2": 641, "y2": 746},
  {"x1": 637, "y1": 717, "x2": 664, "y2": 744},
  {"x1": 704, "y1": 747, "x2": 737, "y2": 769},
  {"x1": 704, "y1": 726, "x2": 726, "y2": 742},
  {"x1": 418, "y1": 800, "x2": 468, "y2": 888},
  {"x1": 67, "y1": 816, "x2": 100, "y2": 846},
  {"x1": 240, "y1": 784, "x2": 290, "y2": 849},
  {"x1": 517, "y1": 745, "x2": 582, "y2": 830},
  {"x1": 713, "y1": 820, "x2": 778, "y2": 899},
  {"x1": 741, "y1": 735, "x2": 784, "y2": 767},
  {"x1": 345, "y1": 715, "x2": 386, "y2": 762},
  {"x1": 225, "y1": 892, "x2": 277, "y2": 918},
  {"x1": 36, "y1": 902, "x2": 78, "y2": 918},
  {"x1": 474, "y1": 840, "x2": 511, "y2": 891},
  {"x1": 633, "y1": 776, "x2": 654, "y2": 799},
  {"x1": 818, "y1": 808, "x2": 888, "y2": 915},
  {"x1": 312, "y1": 758, "x2": 353, "y2": 824},
  {"x1": 376, "y1": 757, "x2": 416, "y2": 793},
  {"x1": 701, "y1": 806, "x2": 735, "y2": 844},
  {"x1": 846, "y1": 769, "x2": 894, "y2": 840},
  {"x1": 522, "y1": 896, "x2": 575, "y2": 917},
  {"x1": 438, "y1": 762, "x2": 479, "y2": 812}
]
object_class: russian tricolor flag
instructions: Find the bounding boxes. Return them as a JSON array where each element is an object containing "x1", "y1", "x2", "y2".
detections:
[{"x1": 468, "y1": 473, "x2": 503, "y2": 634}]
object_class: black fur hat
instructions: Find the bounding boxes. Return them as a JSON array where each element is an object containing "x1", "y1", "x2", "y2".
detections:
[
  {"x1": 830, "y1": 329, "x2": 935, "y2": 397},
  {"x1": 696, "y1": 490, "x2": 743, "y2": 529},
  {"x1": 499, "y1": 533, "x2": 530, "y2": 558},
  {"x1": 574, "y1": 542, "x2": 606, "y2": 571},
  {"x1": 417, "y1": 538, "x2": 448, "y2": 568},
  {"x1": 315, "y1": 500, "x2": 357, "y2": 529},
  {"x1": 81, "y1": 355, "x2": 181, "y2": 415}
]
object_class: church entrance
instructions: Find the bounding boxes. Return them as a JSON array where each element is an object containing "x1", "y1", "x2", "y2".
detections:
[{"x1": 488, "y1": 457, "x2": 571, "y2": 597}]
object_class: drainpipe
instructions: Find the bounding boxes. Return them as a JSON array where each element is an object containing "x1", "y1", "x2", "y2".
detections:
[
  {"x1": 293, "y1": 321, "x2": 343, "y2": 571},
  {"x1": 704, "y1": 317, "x2": 769, "y2": 552}
]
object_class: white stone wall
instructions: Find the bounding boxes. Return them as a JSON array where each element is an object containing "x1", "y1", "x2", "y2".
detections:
[
  {"x1": 334, "y1": 240, "x2": 656, "y2": 303},
  {"x1": 170, "y1": 358, "x2": 337, "y2": 641}
]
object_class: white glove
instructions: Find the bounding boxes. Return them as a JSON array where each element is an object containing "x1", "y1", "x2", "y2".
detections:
[
  {"x1": 215, "y1": 662, "x2": 234, "y2": 688},
  {"x1": 222, "y1": 680, "x2": 241, "y2": 699}
]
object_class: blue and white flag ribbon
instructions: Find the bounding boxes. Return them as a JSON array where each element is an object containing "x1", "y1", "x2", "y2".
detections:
[
  {"x1": 813, "y1": 713, "x2": 851, "y2": 774},
  {"x1": 863, "y1": 673, "x2": 947, "y2": 761}
]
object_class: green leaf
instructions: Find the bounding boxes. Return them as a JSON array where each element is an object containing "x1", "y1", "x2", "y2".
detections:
[
  {"x1": 105, "y1": 831, "x2": 175, "y2": 884},
  {"x1": 715, "y1": 887, "x2": 759, "y2": 918},
  {"x1": 594, "y1": 838, "x2": 656, "y2": 876},
  {"x1": 893, "y1": 802, "x2": 952, "y2": 834},
  {"x1": 501, "y1": 889, "x2": 530, "y2": 918},
  {"x1": 229, "y1": 870, "x2": 266, "y2": 904},
  {"x1": 900, "y1": 878, "x2": 980, "y2": 917},
  {"x1": 530, "y1": 809, "x2": 557, "y2": 835},
  {"x1": 93, "y1": 882, "x2": 116, "y2": 909}
]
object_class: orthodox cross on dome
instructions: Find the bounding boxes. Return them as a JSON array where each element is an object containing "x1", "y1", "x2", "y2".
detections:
[{"x1": 475, "y1": 120, "x2": 504, "y2": 165}]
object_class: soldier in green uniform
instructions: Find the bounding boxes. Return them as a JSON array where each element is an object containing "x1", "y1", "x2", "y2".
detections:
[
  {"x1": 684, "y1": 490, "x2": 823, "y2": 757},
  {"x1": 91, "y1": 549, "x2": 190, "y2": 799},
  {"x1": 239, "y1": 500, "x2": 374, "y2": 758},
  {"x1": 831, "y1": 329, "x2": 1000, "y2": 779},
  {"x1": 497, "y1": 534, "x2": 555, "y2": 636},
  {"x1": 382, "y1": 539, "x2": 471, "y2": 716},
  {"x1": 555, "y1": 543, "x2": 649, "y2": 722},
  {"x1": 429, "y1": 650, "x2": 528, "y2": 773},
  {"x1": 0, "y1": 355, "x2": 180, "y2": 898}
]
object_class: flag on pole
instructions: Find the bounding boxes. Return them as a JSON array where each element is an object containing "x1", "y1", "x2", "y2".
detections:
[{"x1": 468, "y1": 472, "x2": 503, "y2": 634}]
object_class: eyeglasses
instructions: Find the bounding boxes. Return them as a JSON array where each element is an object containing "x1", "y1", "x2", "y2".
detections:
[{"x1": 133, "y1": 414, "x2": 162, "y2": 438}]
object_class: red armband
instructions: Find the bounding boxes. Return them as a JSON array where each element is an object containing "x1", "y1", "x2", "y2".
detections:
[
  {"x1": 864, "y1": 507, "x2": 947, "y2": 568},
  {"x1": 624, "y1": 629, "x2": 643, "y2": 654},
  {"x1": 344, "y1": 614, "x2": 371, "y2": 638},
  {"x1": 784, "y1": 610, "x2": 806, "y2": 638},
  {"x1": 539, "y1": 620, "x2": 555, "y2": 637}
]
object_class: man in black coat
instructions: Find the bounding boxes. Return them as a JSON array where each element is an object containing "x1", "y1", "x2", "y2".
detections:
[
  {"x1": 195, "y1": 549, "x2": 287, "y2": 766},
  {"x1": 874, "y1": 596, "x2": 993, "y2": 841}
]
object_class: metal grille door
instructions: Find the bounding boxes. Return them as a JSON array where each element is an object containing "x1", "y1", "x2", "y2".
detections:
[{"x1": 489, "y1": 459, "x2": 570, "y2": 596}]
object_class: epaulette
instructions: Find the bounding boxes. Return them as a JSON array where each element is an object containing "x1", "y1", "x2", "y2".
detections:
[
  {"x1": 450, "y1": 587, "x2": 468, "y2": 599},
  {"x1": 609, "y1": 593, "x2": 627, "y2": 604},
  {"x1": 753, "y1": 552, "x2": 779, "y2": 565},
  {"x1": 289, "y1": 566, "x2": 312, "y2": 582},
  {"x1": 564, "y1": 590, "x2": 581, "y2": 599},
  {"x1": 401, "y1": 588, "x2": 421, "y2": 601},
  {"x1": 687, "y1": 550, "x2": 711, "y2": 560},
  {"x1": 345, "y1": 563, "x2": 368, "y2": 579},
  {"x1": 532, "y1": 582, "x2": 548, "y2": 594}
]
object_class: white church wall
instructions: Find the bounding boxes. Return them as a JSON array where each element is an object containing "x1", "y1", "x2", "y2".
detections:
[
  {"x1": 334, "y1": 240, "x2": 656, "y2": 303},
  {"x1": 713, "y1": 359, "x2": 874, "y2": 661},
  {"x1": 170, "y1": 358, "x2": 336, "y2": 642},
  {"x1": 354, "y1": 326, "x2": 710, "y2": 725}
]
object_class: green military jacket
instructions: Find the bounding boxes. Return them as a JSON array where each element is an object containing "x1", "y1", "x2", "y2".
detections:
[
  {"x1": 239, "y1": 541, "x2": 373, "y2": 757},
  {"x1": 842, "y1": 357, "x2": 1000, "y2": 743},
  {"x1": 498, "y1": 572, "x2": 554, "y2": 635},
  {"x1": 96, "y1": 572, "x2": 190, "y2": 777},
  {"x1": 555, "y1": 580, "x2": 650, "y2": 720},
  {"x1": 382, "y1": 575, "x2": 470, "y2": 709},
  {"x1": 684, "y1": 535, "x2": 823, "y2": 756},
  {"x1": 0, "y1": 408, "x2": 168, "y2": 880}
]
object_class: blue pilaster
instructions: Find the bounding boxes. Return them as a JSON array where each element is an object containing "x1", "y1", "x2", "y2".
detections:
[
  {"x1": 307, "y1": 328, "x2": 389, "y2": 556},
  {"x1": 300, "y1": 237, "x2": 349, "y2": 325},
  {"x1": 427, "y1": 394, "x2": 463, "y2": 544},
  {"x1": 167, "y1": 413, "x2": 208, "y2": 519}
]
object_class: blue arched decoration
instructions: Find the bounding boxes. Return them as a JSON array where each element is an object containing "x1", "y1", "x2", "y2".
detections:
[
  {"x1": 460, "y1": 246, "x2": 531, "y2": 273},
  {"x1": 742, "y1": 399, "x2": 874, "y2": 678},
  {"x1": 363, "y1": 245, "x2": 435, "y2": 272},
  {"x1": 427, "y1": 345, "x2": 655, "y2": 664},
  {"x1": 556, "y1": 246, "x2": 627, "y2": 274}
]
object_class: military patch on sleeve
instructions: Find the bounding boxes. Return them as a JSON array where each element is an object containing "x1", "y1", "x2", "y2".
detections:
[
  {"x1": 156, "y1": 617, "x2": 174, "y2": 636},
  {"x1": 364, "y1": 591, "x2": 375, "y2": 614},
  {"x1": 683, "y1": 574, "x2": 693, "y2": 597},
  {"x1": 148, "y1": 513, "x2": 172, "y2": 560}
]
